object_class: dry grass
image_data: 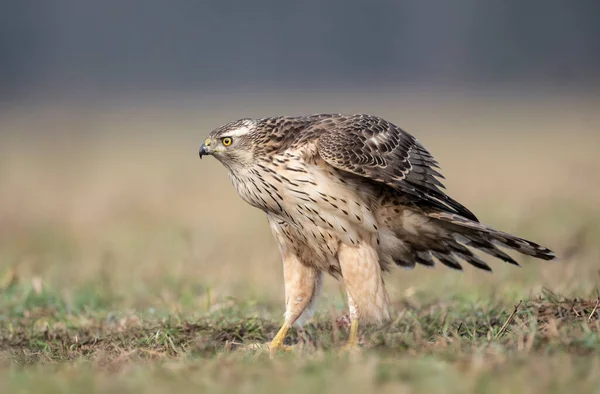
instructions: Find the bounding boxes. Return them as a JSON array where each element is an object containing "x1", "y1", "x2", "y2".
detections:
[{"x1": 0, "y1": 91, "x2": 599, "y2": 393}]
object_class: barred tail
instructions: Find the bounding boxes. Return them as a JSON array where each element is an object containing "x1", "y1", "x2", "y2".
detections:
[
  {"x1": 427, "y1": 211, "x2": 557, "y2": 267},
  {"x1": 385, "y1": 207, "x2": 557, "y2": 272}
]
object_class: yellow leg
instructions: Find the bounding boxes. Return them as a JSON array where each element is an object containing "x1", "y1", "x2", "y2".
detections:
[
  {"x1": 341, "y1": 318, "x2": 360, "y2": 351},
  {"x1": 269, "y1": 323, "x2": 292, "y2": 354},
  {"x1": 348, "y1": 318, "x2": 359, "y2": 346}
]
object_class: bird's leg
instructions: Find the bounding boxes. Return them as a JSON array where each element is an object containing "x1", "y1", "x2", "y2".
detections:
[
  {"x1": 342, "y1": 292, "x2": 360, "y2": 350},
  {"x1": 347, "y1": 318, "x2": 359, "y2": 347},
  {"x1": 269, "y1": 254, "x2": 322, "y2": 355},
  {"x1": 269, "y1": 322, "x2": 291, "y2": 352},
  {"x1": 338, "y1": 241, "x2": 391, "y2": 351}
]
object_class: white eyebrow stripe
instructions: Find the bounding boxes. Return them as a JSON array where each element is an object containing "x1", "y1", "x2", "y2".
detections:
[{"x1": 223, "y1": 126, "x2": 251, "y2": 138}]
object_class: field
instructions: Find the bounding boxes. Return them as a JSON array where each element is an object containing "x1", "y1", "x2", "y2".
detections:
[{"x1": 1, "y1": 91, "x2": 599, "y2": 393}]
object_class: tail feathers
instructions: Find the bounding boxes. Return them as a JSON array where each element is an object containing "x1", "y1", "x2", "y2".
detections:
[
  {"x1": 461, "y1": 236, "x2": 521, "y2": 266},
  {"x1": 431, "y1": 251, "x2": 463, "y2": 270},
  {"x1": 394, "y1": 251, "x2": 434, "y2": 269},
  {"x1": 431, "y1": 212, "x2": 556, "y2": 261},
  {"x1": 415, "y1": 251, "x2": 435, "y2": 267},
  {"x1": 487, "y1": 231, "x2": 555, "y2": 261},
  {"x1": 394, "y1": 240, "x2": 494, "y2": 272},
  {"x1": 447, "y1": 242, "x2": 492, "y2": 271},
  {"x1": 390, "y1": 211, "x2": 556, "y2": 272}
]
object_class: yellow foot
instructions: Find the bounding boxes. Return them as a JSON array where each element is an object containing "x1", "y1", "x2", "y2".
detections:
[
  {"x1": 269, "y1": 340, "x2": 294, "y2": 358},
  {"x1": 268, "y1": 323, "x2": 292, "y2": 357},
  {"x1": 339, "y1": 342, "x2": 361, "y2": 354},
  {"x1": 269, "y1": 342, "x2": 293, "y2": 353},
  {"x1": 239, "y1": 342, "x2": 294, "y2": 353},
  {"x1": 340, "y1": 318, "x2": 361, "y2": 353}
]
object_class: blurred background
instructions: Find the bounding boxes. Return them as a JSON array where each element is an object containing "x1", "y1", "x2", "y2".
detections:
[
  {"x1": 2, "y1": 1, "x2": 600, "y2": 100},
  {"x1": 0, "y1": 1, "x2": 599, "y2": 316}
]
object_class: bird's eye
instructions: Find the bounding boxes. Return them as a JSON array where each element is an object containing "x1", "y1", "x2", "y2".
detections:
[{"x1": 222, "y1": 137, "x2": 232, "y2": 146}]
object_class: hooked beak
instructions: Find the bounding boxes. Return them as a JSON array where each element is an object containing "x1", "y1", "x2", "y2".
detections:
[{"x1": 198, "y1": 139, "x2": 212, "y2": 159}]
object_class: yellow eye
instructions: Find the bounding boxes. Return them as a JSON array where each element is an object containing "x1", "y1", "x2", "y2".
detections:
[{"x1": 222, "y1": 137, "x2": 232, "y2": 146}]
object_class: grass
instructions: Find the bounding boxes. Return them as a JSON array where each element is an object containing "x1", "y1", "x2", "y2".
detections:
[
  {"x1": 1, "y1": 288, "x2": 599, "y2": 393},
  {"x1": 1, "y1": 92, "x2": 599, "y2": 393}
]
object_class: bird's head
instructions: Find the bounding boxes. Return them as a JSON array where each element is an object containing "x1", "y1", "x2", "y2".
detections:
[{"x1": 199, "y1": 118, "x2": 259, "y2": 170}]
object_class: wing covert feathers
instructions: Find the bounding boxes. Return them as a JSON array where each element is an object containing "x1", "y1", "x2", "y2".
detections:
[{"x1": 315, "y1": 115, "x2": 478, "y2": 221}]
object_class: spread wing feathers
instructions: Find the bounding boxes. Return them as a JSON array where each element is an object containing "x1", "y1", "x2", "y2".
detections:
[
  {"x1": 316, "y1": 115, "x2": 478, "y2": 221},
  {"x1": 393, "y1": 211, "x2": 556, "y2": 272}
]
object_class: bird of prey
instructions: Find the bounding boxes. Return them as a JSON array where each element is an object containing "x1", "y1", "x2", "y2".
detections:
[{"x1": 198, "y1": 114, "x2": 555, "y2": 352}]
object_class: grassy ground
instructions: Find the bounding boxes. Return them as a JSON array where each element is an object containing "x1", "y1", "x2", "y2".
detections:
[{"x1": 1, "y1": 92, "x2": 599, "y2": 393}]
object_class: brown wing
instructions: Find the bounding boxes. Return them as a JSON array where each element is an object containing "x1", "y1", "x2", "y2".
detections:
[{"x1": 315, "y1": 114, "x2": 478, "y2": 221}]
